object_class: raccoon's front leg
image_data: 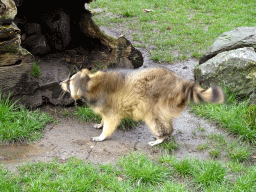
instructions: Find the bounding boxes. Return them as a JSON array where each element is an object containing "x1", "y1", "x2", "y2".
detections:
[
  {"x1": 91, "y1": 115, "x2": 121, "y2": 142},
  {"x1": 93, "y1": 120, "x2": 103, "y2": 129}
]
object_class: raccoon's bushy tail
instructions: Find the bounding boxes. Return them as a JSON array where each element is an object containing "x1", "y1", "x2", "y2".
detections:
[{"x1": 185, "y1": 83, "x2": 225, "y2": 104}]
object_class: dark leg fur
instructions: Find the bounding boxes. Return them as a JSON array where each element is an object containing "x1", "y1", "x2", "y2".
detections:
[{"x1": 145, "y1": 116, "x2": 173, "y2": 146}]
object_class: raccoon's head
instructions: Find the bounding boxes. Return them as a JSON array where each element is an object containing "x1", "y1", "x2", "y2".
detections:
[
  {"x1": 60, "y1": 69, "x2": 90, "y2": 100},
  {"x1": 60, "y1": 69, "x2": 105, "y2": 100}
]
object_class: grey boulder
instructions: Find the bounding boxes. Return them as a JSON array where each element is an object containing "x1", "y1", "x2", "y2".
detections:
[
  {"x1": 195, "y1": 47, "x2": 256, "y2": 103},
  {"x1": 199, "y1": 27, "x2": 256, "y2": 64}
]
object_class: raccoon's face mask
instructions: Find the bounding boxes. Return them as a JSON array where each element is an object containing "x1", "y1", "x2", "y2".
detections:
[{"x1": 60, "y1": 69, "x2": 91, "y2": 100}]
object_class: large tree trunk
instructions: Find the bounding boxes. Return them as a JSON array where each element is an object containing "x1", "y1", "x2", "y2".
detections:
[
  {"x1": 0, "y1": 0, "x2": 38, "y2": 99},
  {"x1": 0, "y1": 0, "x2": 143, "y2": 107}
]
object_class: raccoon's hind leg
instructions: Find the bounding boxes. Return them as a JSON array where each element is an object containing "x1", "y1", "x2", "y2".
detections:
[
  {"x1": 145, "y1": 117, "x2": 173, "y2": 146},
  {"x1": 148, "y1": 136, "x2": 167, "y2": 146},
  {"x1": 94, "y1": 120, "x2": 103, "y2": 129},
  {"x1": 91, "y1": 115, "x2": 121, "y2": 142}
]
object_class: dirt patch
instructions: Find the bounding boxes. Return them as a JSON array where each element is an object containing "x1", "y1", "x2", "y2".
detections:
[
  {"x1": 0, "y1": 28, "x2": 227, "y2": 172},
  {"x1": 1, "y1": 103, "x2": 223, "y2": 173}
]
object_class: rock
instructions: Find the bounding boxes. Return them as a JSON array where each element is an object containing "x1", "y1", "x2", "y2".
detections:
[
  {"x1": 0, "y1": 1, "x2": 69, "y2": 108},
  {"x1": 100, "y1": 26, "x2": 143, "y2": 69},
  {"x1": 0, "y1": 22, "x2": 20, "y2": 56},
  {"x1": 21, "y1": 23, "x2": 50, "y2": 55},
  {"x1": 199, "y1": 27, "x2": 256, "y2": 64},
  {"x1": 0, "y1": 0, "x2": 39, "y2": 103},
  {"x1": 17, "y1": 59, "x2": 74, "y2": 108},
  {"x1": 25, "y1": 23, "x2": 41, "y2": 34},
  {"x1": 100, "y1": 26, "x2": 121, "y2": 39},
  {"x1": 0, "y1": 0, "x2": 17, "y2": 24},
  {"x1": 0, "y1": 47, "x2": 38, "y2": 96},
  {"x1": 195, "y1": 47, "x2": 256, "y2": 102},
  {"x1": 37, "y1": 60, "x2": 73, "y2": 106},
  {"x1": 22, "y1": 33, "x2": 50, "y2": 55},
  {"x1": 0, "y1": 21, "x2": 19, "y2": 38},
  {"x1": 0, "y1": 33, "x2": 21, "y2": 52},
  {"x1": 117, "y1": 36, "x2": 143, "y2": 69},
  {"x1": 43, "y1": 9, "x2": 71, "y2": 51}
]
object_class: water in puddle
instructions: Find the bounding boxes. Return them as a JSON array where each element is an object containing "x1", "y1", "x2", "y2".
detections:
[
  {"x1": 0, "y1": 144, "x2": 38, "y2": 164},
  {"x1": 0, "y1": 144, "x2": 46, "y2": 164}
]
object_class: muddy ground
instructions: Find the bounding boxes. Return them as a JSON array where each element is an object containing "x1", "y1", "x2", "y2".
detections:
[{"x1": 0, "y1": 29, "x2": 227, "y2": 172}]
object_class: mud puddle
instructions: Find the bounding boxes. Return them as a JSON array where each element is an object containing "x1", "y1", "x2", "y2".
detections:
[
  {"x1": 0, "y1": 112, "x2": 161, "y2": 172},
  {"x1": 0, "y1": 144, "x2": 38, "y2": 162}
]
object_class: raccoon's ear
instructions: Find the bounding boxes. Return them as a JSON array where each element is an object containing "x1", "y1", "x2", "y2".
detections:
[
  {"x1": 71, "y1": 70, "x2": 90, "y2": 96},
  {"x1": 81, "y1": 69, "x2": 90, "y2": 77},
  {"x1": 78, "y1": 71, "x2": 90, "y2": 93},
  {"x1": 87, "y1": 71, "x2": 105, "y2": 92}
]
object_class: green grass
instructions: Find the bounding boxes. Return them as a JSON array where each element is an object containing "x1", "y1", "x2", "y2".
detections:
[
  {"x1": 118, "y1": 153, "x2": 172, "y2": 184},
  {"x1": 158, "y1": 136, "x2": 179, "y2": 151},
  {"x1": 233, "y1": 166, "x2": 256, "y2": 192},
  {"x1": 90, "y1": 0, "x2": 256, "y2": 62},
  {"x1": 191, "y1": 160, "x2": 228, "y2": 188},
  {"x1": 75, "y1": 104, "x2": 139, "y2": 130},
  {"x1": 31, "y1": 62, "x2": 41, "y2": 77},
  {"x1": 0, "y1": 154, "x2": 182, "y2": 192},
  {"x1": 208, "y1": 133, "x2": 227, "y2": 146},
  {"x1": 0, "y1": 166, "x2": 19, "y2": 191},
  {"x1": 209, "y1": 149, "x2": 220, "y2": 158},
  {"x1": 1, "y1": 151, "x2": 256, "y2": 191},
  {"x1": 74, "y1": 105, "x2": 102, "y2": 123},
  {"x1": 0, "y1": 93, "x2": 52, "y2": 143},
  {"x1": 191, "y1": 87, "x2": 256, "y2": 145},
  {"x1": 227, "y1": 142, "x2": 252, "y2": 162},
  {"x1": 195, "y1": 132, "x2": 253, "y2": 163},
  {"x1": 197, "y1": 143, "x2": 208, "y2": 151},
  {"x1": 3, "y1": 152, "x2": 255, "y2": 191}
]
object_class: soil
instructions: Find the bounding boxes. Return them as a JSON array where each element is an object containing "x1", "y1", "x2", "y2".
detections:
[{"x1": 0, "y1": 29, "x2": 226, "y2": 173}]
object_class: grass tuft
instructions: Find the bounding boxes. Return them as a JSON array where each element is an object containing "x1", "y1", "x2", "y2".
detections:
[
  {"x1": 191, "y1": 160, "x2": 228, "y2": 188},
  {"x1": 75, "y1": 105, "x2": 139, "y2": 129},
  {"x1": 74, "y1": 105, "x2": 101, "y2": 124},
  {"x1": 0, "y1": 166, "x2": 19, "y2": 191},
  {"x1": 1, "y1": 152, "x2": 256, "y2": 191},
  {"x1": 118, "y1": 153, "x2": 172, "y2": 184},
  {"x1": 197, "y1": 143, "x2": 208, "y2": 151},
  {"x1": 159, "y1": 136, "x2": 179, "y2": 151},
  {"x1": 244, "y1": 104, "x2": 256, "y2": 129},
  {"x1": 227, "y1": 142, "x2": 252, "y2": 162},
  {"x1": 209, "y1": 149, "x2": 220, "y2": 158},
  {"x1": 191, "y1": 88, "x2": 256, "y2": 145},
  {"x1": 31, "y1": 62, "x2": 41, "y2": 77},
  {"x1": 0, "y1": 93, "x2": 52, "y2": 142},
  {"x1": 171, "y1": 158, "x2": 193, "y2": 176},
  {"x1": 233, "y1": 166, "x2": 256, "y2": 192}
]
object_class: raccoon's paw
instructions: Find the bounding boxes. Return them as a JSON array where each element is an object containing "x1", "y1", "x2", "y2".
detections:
[
  {"x1": 148, "y1": 139, "x2": 164, "y2": 146},
  {"x1": 91, "y1": 135, "x2": 105, "y2": 142},
  {"x1": 94, "y1": 124, "x2": 103, "y2": 129}
]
